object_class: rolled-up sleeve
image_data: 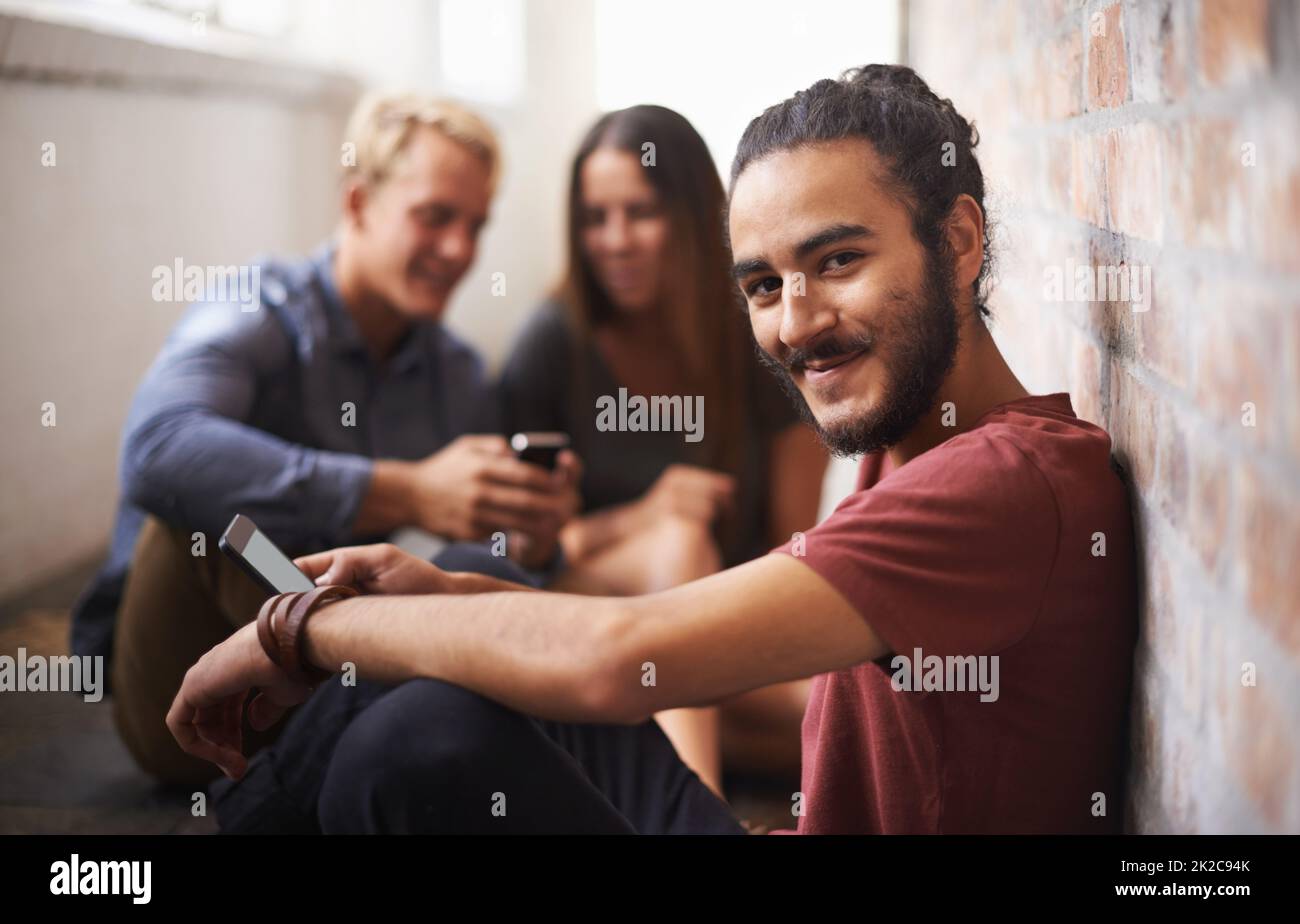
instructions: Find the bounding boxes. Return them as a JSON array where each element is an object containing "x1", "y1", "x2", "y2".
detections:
[{"x1": 121, "y1": 301, "x2": 373, "y2": 550}]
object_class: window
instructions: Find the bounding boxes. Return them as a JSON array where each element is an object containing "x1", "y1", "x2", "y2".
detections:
[{"x1": 439, "y1": 0, "x2": 526, "y2": 106}]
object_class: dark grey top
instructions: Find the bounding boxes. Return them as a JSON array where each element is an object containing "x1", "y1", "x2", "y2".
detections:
[{"x1": 499, "y1": 299, "x2": 800, "y2": 567}]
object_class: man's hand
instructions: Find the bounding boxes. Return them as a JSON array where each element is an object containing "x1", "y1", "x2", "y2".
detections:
[
  {"x1": 299, "y1": 543, "x2": 537, "y2": 596},
  {"x1": 295, "y1": 543, "x2": 454, "y2": 595},
  {"x1": 508, "y1": 449, "x2": 582, "y2": 569},
  {"x1": 409, "y1": 436, "x2": 581, "y2": 547},
  {"x1": 165, "y1": 622, "x2": 312, "y2": 780}
]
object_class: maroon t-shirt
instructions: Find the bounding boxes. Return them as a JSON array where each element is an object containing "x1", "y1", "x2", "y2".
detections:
[{"x1": 776, "y1": 393, "x2": 1136, "y2": 834}]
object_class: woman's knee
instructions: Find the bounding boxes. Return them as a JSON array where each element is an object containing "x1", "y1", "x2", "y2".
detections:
[{"x1": 640, "y1": 514, "x2": 722, "y2": 590}]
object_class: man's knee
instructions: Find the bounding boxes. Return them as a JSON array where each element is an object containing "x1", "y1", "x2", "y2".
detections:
[
  {"x1": 112, "y1": 516, "x2": 270, "y2": 783},
  {"x1": 318, "y1": 679, "x2": 526, "y2": 833},
  {"x1": 112, "y1": 692, "x2": 219, "y2": 787}
]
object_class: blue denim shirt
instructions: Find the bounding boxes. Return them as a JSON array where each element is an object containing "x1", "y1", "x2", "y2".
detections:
[{"x1": 71, "y1": 241, "x2": 500, "y2": 660}]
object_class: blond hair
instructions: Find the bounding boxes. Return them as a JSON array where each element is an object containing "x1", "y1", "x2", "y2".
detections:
[{"x1": 342, "y1": 91, "x2": 501, "y2": 193}]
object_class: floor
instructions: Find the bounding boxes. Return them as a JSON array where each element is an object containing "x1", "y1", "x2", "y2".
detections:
[
  {"x1": 0, "y1": 561, "x2": 794, "y2": 834},
  {"x1": 0, "y1": 561, "x2": 210, "y2": 834}
]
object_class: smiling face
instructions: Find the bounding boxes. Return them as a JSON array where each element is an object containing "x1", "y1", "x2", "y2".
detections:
[
  {"x1": 349, "y1": 127, "x2": 491, "y2": 321},
  {"x1": 579, "y1": 147, "x2": 672, "y2": 315},
  {"x1": 729, "y1": 138, "x2": 961, "y2": 456}
]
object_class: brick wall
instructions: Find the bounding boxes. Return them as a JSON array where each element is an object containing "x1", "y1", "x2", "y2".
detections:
[{"x1": 908, "y1": 0, "x2": 1299, "y2": 832}]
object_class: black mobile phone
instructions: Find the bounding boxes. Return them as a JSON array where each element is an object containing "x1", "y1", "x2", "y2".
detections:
[
  {"x1": 510, "y1": 432, "x2": 570, "y2": 470},
  {"x1": 219, "y1": 514, "x2": 315, "y2": 595}
]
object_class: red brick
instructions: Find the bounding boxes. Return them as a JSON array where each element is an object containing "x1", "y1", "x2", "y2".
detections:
[
  {"x1": 1140, "y1": 535, "x2": 1177, "y2": 656},
  {"x1": 1222, "y1": 680, "x2": 1298, "y2": 828},
  {"x1": 1191, "y1": 285, "x2": 1290, "y2": 454},
  {"x1": 1157, "y1": 702, "x2": 1200, "y2": 832},
  {"x1": 1085, "y1": 239, "x2": 1140, "y2": 352},
  {"x1": 1087, "y1": 4, "x2": 1129, "y2": 109},
  {"x1": 1026, "y1": 0, "x2": 1071, "y2": 32},
  {"x1": 1199, "y1": 0, "x2": 1270, "y2": 87},
  {"x1": 1105, "y1": 122, "x2": 1164, "y2": 242},
  {"x1": 1043, "y1": 134, "x2": 1073, "y2": 214},
  {"x1": 1070, "y1": 131, "x2": 1108, "y2": 227},
  {"x1": 1107, "y1": 365, "x2": 1158, "y2": 493},
  {"x1": 1125, "y1": 0, "x2": 1185, "y2": 103},
  {"x1": 1035, "y1": 29, "x2": 1084, "y2": 120},
  {"x1": 1188, "y1": 444, "x2": 1231, "y2": 575},
  {"x1": 1135, "y1": 257, "x2": 1188, "y2": 390},
  {"x1": 1244, "y1": 101, "x2": 1300, "y2": 273},
  {"x1": 1155, "y1": 399, "x2": 1190, "y2": 531},
  {"x1": 1234, "y1": 463, "x2": 1300, "y2": 657},
  {"x1": 1160, "y1": 0, "x2": 1191, "y2": 100},
  {"x1": 1163, "y1": 118, "x2": 1247, "y2": 251},
  {"x1": 1068, "y1": 329, "x2": 1103, "y2": 425},
  {"x1": 1175, "y1": 594, "x2": 1209, "y2": 723}
]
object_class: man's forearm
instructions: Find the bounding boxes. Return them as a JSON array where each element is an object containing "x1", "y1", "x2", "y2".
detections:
[
  {"x1": 300, "y1": 591, "x2": 631, "y2": 723},
  {"x1": 350, "y1": 459, "x2": 417, "y2": 537},
  {"x1": 123, "y1": 408, "x2": 373, "y2": 546}
]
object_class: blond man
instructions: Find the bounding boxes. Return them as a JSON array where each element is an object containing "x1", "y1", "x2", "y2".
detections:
[{"x1": 76, "y1": 93, "x2": 580, "y2": 784}]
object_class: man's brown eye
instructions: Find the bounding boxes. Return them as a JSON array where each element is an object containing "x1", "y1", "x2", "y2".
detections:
[{"x1": 747, "y1": 277, "x2": 780, "y2": 297}]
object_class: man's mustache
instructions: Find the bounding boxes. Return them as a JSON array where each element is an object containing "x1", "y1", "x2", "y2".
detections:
[{"x1": 767, "y1": 332, "x2": 877, "y2": 373}]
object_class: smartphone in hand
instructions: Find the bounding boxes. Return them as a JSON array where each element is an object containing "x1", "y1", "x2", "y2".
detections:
[
  {"x1": 219, "y1": 514, "x2": 315, "y2": 595},
  {"x1": 510, "y1": 432, "x2": 570, "y2": 471}
]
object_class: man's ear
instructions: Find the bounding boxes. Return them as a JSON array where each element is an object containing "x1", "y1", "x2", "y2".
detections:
[
  {"x1": 341, "y1": 178, "x2": 369, "y2": 231},
  {"x1": 944, "y1": 193, "x2": 985, "y2": 297}
]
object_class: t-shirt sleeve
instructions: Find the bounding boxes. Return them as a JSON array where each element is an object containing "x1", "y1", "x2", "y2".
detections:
[
  {"x1": 775, "y1": 432, "x2": 1060, "y2": 658},
  {"x1": 497, "y1": 301, "x2": 574, "y2": 437}
]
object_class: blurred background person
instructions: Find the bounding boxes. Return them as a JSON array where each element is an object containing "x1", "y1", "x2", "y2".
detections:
[
  {"x1": 499, "y1": 105, "x2": 828, "y2": 796},
  {"x1": 78, "y1": 92, "x2": 579, "y2": 785}
]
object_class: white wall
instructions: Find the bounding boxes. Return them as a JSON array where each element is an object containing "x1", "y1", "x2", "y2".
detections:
[
  {"x1": 437, "y1": 0, "x2": 599, "y2": 369},
  {"x1": 0, "y1": 9, "x2": 356, "y2": 597},
  {"x1": 593, "y1": 0, "x2": 902, "y2": 178}
]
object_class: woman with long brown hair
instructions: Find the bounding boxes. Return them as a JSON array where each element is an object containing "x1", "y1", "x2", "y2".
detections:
[{"x1": 500, "y1": 105, "x2": 827, "y2": 797}]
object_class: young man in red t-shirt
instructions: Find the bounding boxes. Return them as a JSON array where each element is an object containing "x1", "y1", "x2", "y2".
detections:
[{"x1": 167, "y1": 65, "x2": 1137, "y2": 834}]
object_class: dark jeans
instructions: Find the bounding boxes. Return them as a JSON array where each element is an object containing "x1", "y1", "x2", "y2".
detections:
[{"x1": 211, "y1": 675, "x2": 746, "y2": 835}]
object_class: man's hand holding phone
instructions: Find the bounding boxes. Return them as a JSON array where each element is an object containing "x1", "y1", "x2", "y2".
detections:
[
  {"x1": 295, "y1": 543, "x2": 453, "y2": 596},
  {"x1": 409, "y1": 434, "x2": 580, "y2": 568},
  {"x1": 354, "y1": 434, "x2": 581, "y2": 569},
  {"x1": 295, "y1": 543, "x2": 538, "y2": 597}
]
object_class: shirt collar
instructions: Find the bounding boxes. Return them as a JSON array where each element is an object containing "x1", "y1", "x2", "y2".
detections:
[
  {"x1": 311, "y1": 238, "x2": 365, "y2": 356},
  {"x1": 310, "y1": 238, "x2": 439, "y2": 376}
]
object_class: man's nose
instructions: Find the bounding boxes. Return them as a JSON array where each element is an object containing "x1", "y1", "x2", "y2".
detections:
[
  {"x1": 778, "y1": 285, "x2": 836, "y2": 352},
  {"x1": 437, "y1": 224, "x2": 475, "y2": 264}
]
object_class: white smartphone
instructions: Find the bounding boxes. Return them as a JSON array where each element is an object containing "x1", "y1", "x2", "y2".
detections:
[{"x1": 219, "y1": 514, "x2": 315, "y2": 595}]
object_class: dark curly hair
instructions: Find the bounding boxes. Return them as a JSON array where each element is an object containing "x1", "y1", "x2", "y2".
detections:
[{"x1": 728, "y1": 64, "x2": 994, "y2": 318}]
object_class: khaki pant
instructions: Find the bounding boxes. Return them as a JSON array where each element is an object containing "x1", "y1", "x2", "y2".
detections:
[{"x1": 112, "y1": 517, "x2": 277, "y2": 785}]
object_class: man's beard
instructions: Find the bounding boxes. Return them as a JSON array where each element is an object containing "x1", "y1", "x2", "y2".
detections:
[{"x1": 755, "y1": 247, "x2": 962, "y2": 458}]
